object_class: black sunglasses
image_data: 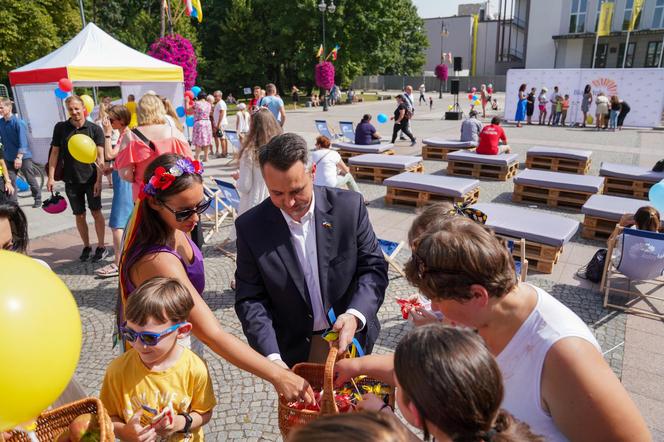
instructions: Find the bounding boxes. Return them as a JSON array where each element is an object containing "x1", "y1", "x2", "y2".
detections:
[{"x1": 160, "y1": 198, "x2": 211, "y2": 222}]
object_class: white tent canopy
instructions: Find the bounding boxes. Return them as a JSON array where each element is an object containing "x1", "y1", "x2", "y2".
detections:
[{"x1": 9, "y1": 23, "x2": 185, "y2": 163}]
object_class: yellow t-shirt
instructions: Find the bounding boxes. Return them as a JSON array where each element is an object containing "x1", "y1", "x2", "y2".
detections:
[
  {"x1": 100, "y1": 347, "x2": 216, "y2": 441},
  {"x1": 126, "y1": 101, "x2": 138, "y2": 128}
]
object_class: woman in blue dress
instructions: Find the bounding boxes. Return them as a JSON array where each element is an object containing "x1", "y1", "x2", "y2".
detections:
[{"x1": 514, "y1": 83, "x2": 527, "y2": 127}]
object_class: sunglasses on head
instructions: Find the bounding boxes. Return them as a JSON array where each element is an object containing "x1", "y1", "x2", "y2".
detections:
[
  {"x1": 120, "y1": 322, "x2": 186, "y2": 346},
  {"x1": 160, "y1": 198, "x2": 211, "y2": 222}
]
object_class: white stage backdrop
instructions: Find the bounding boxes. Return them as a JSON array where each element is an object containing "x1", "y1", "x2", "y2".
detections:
[{"x1": 504, "y1": 68, "x2": 664, "y2": 128}]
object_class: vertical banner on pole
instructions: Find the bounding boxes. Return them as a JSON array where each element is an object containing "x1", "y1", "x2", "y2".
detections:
[
  {"x1": 623, "y1": 0, "x2": 643, "y2": 68},
  {"x1": 471, "y1": 14, "x2": 479, "y2": 76},
  {"x1": 594, "y1": 1, "x2": 613, "y2": 69}
]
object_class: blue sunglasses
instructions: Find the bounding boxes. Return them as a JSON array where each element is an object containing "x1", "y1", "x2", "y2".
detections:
[{"x1": 120, "y1": 322, "x2": 187, "y2": 346}]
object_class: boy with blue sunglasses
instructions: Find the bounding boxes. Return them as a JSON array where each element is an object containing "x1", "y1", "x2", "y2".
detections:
[{"x1": 100, "y1": 277, "x2": 216, "y2": 441}]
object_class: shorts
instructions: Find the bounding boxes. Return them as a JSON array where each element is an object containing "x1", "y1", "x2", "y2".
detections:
[
  {"x1": 65, "y1": 181, "x2": 102, "y2": 215},
  {"x1": 538, "y1": 105, "x2": 546, "y2": 112}
]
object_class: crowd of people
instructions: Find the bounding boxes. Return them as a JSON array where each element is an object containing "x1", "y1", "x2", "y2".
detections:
[
  {"x1": 514, "y1": 83, "x2": 631, "y2": 130},
  {"x1": 0, "y1": 79, "x2": 656, "y2": 442}
]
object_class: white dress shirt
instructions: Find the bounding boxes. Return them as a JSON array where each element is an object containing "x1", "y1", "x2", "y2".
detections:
[{"x1": 267, "y1": 192, "x2": 366, "y2": 362}]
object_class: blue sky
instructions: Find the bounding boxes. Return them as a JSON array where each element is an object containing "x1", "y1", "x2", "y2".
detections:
[{"x1": 411, "y1": 0, "x2": 499, "y2": 19}]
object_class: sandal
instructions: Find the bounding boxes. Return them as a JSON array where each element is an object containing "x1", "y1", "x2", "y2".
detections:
[{"x1": 95, "y1": 263, "x2": 119, "y2": 278}]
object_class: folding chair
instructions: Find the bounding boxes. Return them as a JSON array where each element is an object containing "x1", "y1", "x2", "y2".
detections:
[
  {"x1": 315, "y1": 120, "x2": 339, "y2": 140},
  {"x1": 201, "y1": 185, "x2": 232, "y2": 242},
  {"x1": 225, "y1": 129, "x2": 242, "y2": 151},
  {"x1": 378, "y1": 238, "x2": 405, "y2": 278},
  {"x1": 600, "y1": 228, "x2": 664, "y2": 319},
  {"x1": 339, "y1": 121, "x2": 355, "y2": 142},
  {"x1": 507, "y1": 238, "x2": 529, "y2": 282},
  {"x1": 211, "y1": 177, "x2": 241, "y2": 219}
]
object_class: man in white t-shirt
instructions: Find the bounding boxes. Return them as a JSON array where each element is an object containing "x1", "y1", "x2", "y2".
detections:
[{"x1": 213, "y1": 90, "x2": 229, "y2": 157}]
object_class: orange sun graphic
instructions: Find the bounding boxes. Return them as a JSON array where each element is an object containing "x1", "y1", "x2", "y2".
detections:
[{"x1": 591, "y1": 77, "x2": 618, "y2": 96}]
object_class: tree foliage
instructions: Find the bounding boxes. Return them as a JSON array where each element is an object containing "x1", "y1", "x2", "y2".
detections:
[{"x1": 198, "y1": 0, "x2": 427, "y2": 95}]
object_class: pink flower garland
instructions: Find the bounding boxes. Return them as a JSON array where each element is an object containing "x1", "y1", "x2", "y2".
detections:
[
  {"x1": 315, "y1": 61, "x2": 335, "y2": 91},
  {"x1": 435, "y1": 64, "x2": 448, "y2": 81},
  {"x1": 148, "y1": 34, "x2": 198, "y2": 90}
]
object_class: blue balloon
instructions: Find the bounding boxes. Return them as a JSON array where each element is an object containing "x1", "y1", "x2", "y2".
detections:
[
  {"x1": 186, "y1": 115, "x2": 195, "y2": 127},
  {"x1": 191, "y1": 86, "x2": 201, "y2": 97},
  {"x1": 472, "y1": 94, "x2": 479, "y2": 101},
  {"x1": 648, "y1": 181, "x2": 664, "y2": 212},
  {"x1": 377, "y1": 113, "x2": 388, "y2": 124},
  {"x1": 54, "y1": 88, "x2": 68, "y2": 99},
  {"x1": 176, "y1": 106, "x2": 186, "y2": 118}
]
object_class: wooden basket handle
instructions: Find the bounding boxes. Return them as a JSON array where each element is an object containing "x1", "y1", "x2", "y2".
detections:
[{"x1": 321, "y1": 346, "x2": 339, "y2": 415}]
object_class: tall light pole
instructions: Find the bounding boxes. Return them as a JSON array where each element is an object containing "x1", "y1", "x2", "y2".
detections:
[
  {"x1": 318, "y1": 0, "x2": 336, "y2": 111},
  {"x1": 439, "y1": 21, "x2": 448, "y2": 99}
]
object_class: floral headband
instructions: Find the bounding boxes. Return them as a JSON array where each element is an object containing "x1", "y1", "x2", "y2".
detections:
[{"x1": 139, "y1": 158, "x2": 204, "y2": 200}]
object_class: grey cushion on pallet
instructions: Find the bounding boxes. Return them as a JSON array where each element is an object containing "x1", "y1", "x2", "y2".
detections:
[
  {"x1": 514, "y1": 169, "x2": 604, "y2": 193},
  {"x1": 527, "y1": 146, "x2": 593, "y2": 161},
  {"x1": 423, "y1": 138, "x2": 476, "y2": 149},
  {"x1": 331, "y1": 142, "x2": 394, "y2": 153},
  {"x1": 349, "y1": 154, "x2": 422, "y2": 168},
  {"x1": 384, "y1": 172, "x2": 479, "y2": 198},
  {"x1": 472, "y1": 203, "x2": 579, "y2": 247},
  {"x1": 582, "y1": 194, "x2": 649, "y2": 220},
  {"x1": 599, "y1": 162, "x2": 664, "y2": 182},
  {"x1": 447, "y1": 150, "x2": 519, "y2": 166}
]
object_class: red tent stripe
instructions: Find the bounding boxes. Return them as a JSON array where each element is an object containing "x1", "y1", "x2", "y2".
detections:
[{"x1": 9, "y1": 67, "x2": 69, "y2": 86}]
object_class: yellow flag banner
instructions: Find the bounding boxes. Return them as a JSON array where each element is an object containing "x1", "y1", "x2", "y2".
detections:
[
  {"x1": 597, "y1": 2, "x2": 614, "y2": 37},
  {"x1": 629, "y1": 0, "x2": 643, "y2": 31}
]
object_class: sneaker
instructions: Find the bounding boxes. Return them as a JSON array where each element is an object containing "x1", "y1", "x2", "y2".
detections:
[
  {"x1": 410, "y1": 139, "x2": 417, "y2": 146},
  {"x1": 32, "y1": 200, "x2": 42, "y2": 208},
  {"x1": 79, "y1": 246, "x2": 92, "y2": 261},
  {"x1": 91, "y1": 247, "x2": 109, "y2": 262}
]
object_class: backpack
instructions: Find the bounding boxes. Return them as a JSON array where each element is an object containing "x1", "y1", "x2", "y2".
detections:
[
  {"x1": 576, "y1": 249, "x2": 607, "y2": 283},
  {"x1": 653, "y1": 159, "x2": 664, "y2": 172}
]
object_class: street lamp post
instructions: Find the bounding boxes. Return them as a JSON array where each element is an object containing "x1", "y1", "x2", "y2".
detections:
[
  {"x1": 318, "y1": 0, "x2": 336, "y2": 111},
  {"x1": 439, "y1": 21, "x2": 448, "y2": 99}
]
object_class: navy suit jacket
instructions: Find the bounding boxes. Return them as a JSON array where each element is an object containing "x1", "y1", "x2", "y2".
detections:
[{"x1": 234, "y1": 186, "x2": 388, "y2": 367}]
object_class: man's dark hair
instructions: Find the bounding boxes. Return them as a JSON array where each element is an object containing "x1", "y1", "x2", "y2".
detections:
[
  {"x1": 491, "y1": 116, "x2": 501, "y2": 125},
  {"x1": 469, "y1": 110, "x2": 478, "y2": 117},
  {"x1": 361, "y1": 114, "x2": 372, "y2": 122},
  {"x1": 259, "y1": 133, "x2": 309, "y2": 171}
]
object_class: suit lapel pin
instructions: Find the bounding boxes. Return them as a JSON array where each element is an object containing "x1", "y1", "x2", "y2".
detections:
[{"x1": 322, "y1": 221, "x2": 333, "y2": 229}]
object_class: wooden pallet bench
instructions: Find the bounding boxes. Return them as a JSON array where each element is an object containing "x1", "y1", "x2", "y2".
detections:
[
  {"x1": 383, "y1": 173, "x2": 480, "y2": 207},
  {"x1": 348, "y1": 154, "x2": 423, "y2": 184},
  {"x1": 512, "y1": 169, "x2": 604, "y2": 210},
  {"x1": 599, "y1": 163, "x2": 664, "y2": 200},
  {"x1": 331, "y1": 141, "x2": 395, "y2": 162},
  {"x1": 446, "y1": 151, "x2": 519, "y2": 181},
  {"x1": 581, "y1": 194, "x2": 649, "y2": 242},
  {"x1": 472, "y1": 202, "x2": 579, "y2": 275},
  {"x1": 421, "y1": 138, "x2": 476, "y2": 161},
  {"x1": 525, "y1": 146, "x2": 593, "y2": 175}
]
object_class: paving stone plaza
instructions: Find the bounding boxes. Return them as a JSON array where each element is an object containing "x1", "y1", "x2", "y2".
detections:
[{"x1": 25, "y1": 92, "x2": 664, "y2": 440}]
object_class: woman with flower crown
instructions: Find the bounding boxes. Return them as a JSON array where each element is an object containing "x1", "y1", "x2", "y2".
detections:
[{"x1": 118, "y1": 153, "x2": 315, "y2": 404}]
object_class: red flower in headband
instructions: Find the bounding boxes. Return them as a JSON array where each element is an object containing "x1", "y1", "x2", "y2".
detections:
[
  {"x1": 150, "y1": 166, "x2": 176, "y2": 191},
  {"x1": 192, "y1": 160, "x2": 203, "y2": 174}
]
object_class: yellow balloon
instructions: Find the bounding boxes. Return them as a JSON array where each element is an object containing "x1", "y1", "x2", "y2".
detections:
[
  {"x1": 586, "y1": 115, "x2": 594, "y2": 125},
  {"x1": 80, "y1": 94, "x2": 94, "y2": 114},
  {"x1": 0, "y1": 251, "x2": 82, "y2": 430},
  {"x1": 68, "y1": 134, "x2": 97, "y2": 164},
  {"x1": 474, "y1": 100, "x2": 481, "y2": 106}
]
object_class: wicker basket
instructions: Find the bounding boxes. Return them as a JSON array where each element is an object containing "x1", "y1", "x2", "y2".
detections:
[
  {"x1": 277, "y1": 347, "x2": 394, "y2": 437},
  {"x1": 1, "y1": 398, "x2": 114, "y2": 442}
]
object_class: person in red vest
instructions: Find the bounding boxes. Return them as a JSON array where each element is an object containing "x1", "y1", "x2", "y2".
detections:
[{"x1": 476, "y1": 117, "x2": 511, "y2": 155}]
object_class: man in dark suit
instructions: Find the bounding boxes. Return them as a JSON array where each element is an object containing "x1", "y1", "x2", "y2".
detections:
[{"x1": 235, "y1": 133, "x2": 388, "y2": 367}]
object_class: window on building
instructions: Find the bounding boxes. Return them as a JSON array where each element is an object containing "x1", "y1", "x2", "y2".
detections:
[
  {"x1": 645, "y1": 41, "x2": 663, "y2": 67},
  {"x1": 593, "y1": 43, "x2": 609, "y2": 67},
  {"x1": 617, "y1": 42, "x2": 636, "y2": 67},
  {"x1": 595, "y1": 0, "x2": 615, "y2": 32},
  {"x1": 622, "y1": 0, "x2": 642, "y2": 30},
  {"x1": 654, "y1": 0, "x2": 664, "y2": 28},
  {"x1": 569, "y1": 0, "x2": 587, "y2": 33}
]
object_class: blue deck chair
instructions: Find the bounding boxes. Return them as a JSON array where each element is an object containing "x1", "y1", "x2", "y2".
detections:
[
  {"x1": 339, "y1": 121, "x2": 355, "y2": 142},
  {"x1": 201, "y1": 185, "x2": 233, "y2": 242},
  {"x1": 315, "y1": 120, "x2": 339, "y2": 140},
  {"x1": 378, "y1": 238, "x2": 406, "y2": 277},
  {"x1": 601, "y1": 228, "x2": 664, "y2": 319},
  {"x1": 225, "y1": 129, "x2": 242, "y2": 151},
  {"x1": 211, "y1": 178, "x2": 241, "y2": 216},
  {"x1": 506, "y1": 238, "x2": 528, "y2": 282}
]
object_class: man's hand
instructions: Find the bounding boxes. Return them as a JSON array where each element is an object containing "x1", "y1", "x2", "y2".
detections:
[
  {"x1": 46, "y1": 178, "x2": 55, "y2": 193},
  {"x1": 121, "y1": 410, "x2": 157, "y2": 442},
  {"x1": 93, "y1": 180, "x2": 102, "y2": 197},
  {"x1": 273, "y1": 368, "x2": 315, "y2": 405},
  {"x1": 332, "y1": 313, "x2": 359, "y2": 352},
  {"x1": 13, "y1": 158, "x2": 22, "y2": 170}
]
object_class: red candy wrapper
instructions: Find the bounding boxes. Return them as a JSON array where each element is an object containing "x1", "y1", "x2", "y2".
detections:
[{"x1": 396, "y1": 298, "x2": 422, "y2": 319}]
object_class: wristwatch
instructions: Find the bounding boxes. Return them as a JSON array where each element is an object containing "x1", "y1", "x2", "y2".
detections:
[{"x1": 178, "y1": 412, "x2": 193, "y2": 435}]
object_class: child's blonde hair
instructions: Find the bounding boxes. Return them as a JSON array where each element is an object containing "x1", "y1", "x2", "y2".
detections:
[
  {"x1": 137, "y1": 94, "x2": 166, "y2": 126},
  {"x1": 125, "y1": 277, "x2": 194, "y2": 326}
]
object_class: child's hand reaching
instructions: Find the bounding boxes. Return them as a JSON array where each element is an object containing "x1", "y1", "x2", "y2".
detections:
[
  {"x1": 357, "y1": 393, "x2": 392, "y2": 414},
  {"x1": 121, "y1": 410, "x2": 158, "y2": 442},
  {"x1": 151, "y1": 409, "x2": 177, "y2": 438}
]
